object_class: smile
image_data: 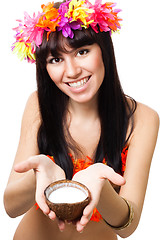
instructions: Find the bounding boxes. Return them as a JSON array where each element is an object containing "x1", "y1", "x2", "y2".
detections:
[{"x1": 67, "y1": 76, "x2": 90, "y2": 88}]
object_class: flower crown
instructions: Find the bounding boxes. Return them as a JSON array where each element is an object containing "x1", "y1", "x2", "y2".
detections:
[{"x1": 12, "y1": 0, "x2": 122, "y2": 63}]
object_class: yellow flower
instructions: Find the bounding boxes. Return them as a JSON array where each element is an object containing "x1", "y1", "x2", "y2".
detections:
[
  {"x1": 68, "y1": 0, "x2": 85, "y2": 12},
  {"x1": 12, "y1": 42, "x2": 35, "y2": 61},
  {"x1": 66, "y1": 0, "x2": 93, "y2": 26}
]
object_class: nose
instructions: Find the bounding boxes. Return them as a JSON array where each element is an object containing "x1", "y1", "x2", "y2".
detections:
[{"x1": 64, "y1": 58, "x2": 82, "y2": 79}]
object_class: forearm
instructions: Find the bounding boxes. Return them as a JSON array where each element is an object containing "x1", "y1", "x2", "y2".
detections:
[
  {"x1": 97, "y1": 180, "x2": 140, "y2": 238},
  {"x1": 4, "y1": 169, "x2": 36, "y2": 218}
]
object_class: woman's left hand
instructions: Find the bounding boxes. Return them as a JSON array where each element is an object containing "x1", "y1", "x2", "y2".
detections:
[{"x1": 72, "y1": 163, "x2": 125, "y2": 232}]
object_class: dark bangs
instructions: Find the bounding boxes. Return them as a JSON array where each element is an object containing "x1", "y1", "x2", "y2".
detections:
[{"x1": 35, "y1": 28, "x2": 104, "y2": 67}]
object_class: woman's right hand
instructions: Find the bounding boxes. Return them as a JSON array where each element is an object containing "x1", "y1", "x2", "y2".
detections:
[{"x1": 14, "y1": 154, "x2": 66, "y2": 219}]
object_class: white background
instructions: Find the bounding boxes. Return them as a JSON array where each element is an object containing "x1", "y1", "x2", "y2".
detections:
[{"x1": 0, "y1": 0, "x2": 160, "y2": 239}]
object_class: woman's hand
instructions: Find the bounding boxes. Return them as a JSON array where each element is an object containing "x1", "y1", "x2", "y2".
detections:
[
  {"x1": 72, "y1": 163, "x2": 125, "y2": 232},
  {"x1": 14, "y1": 155, "x2": 66, "y2": 220}
]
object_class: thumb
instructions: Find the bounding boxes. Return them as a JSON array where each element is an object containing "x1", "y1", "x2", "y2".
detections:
[
  {"x1": 101, "y1": 165, "x2": 125, "y2": 186},
  {"x1": 14, "y1": 156, "x2": 39, "y2": 173}
]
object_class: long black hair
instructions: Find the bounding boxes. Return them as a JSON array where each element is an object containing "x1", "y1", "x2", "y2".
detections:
[{"x1": 36, "y1": 27, "x2": 136, "y2": 179}]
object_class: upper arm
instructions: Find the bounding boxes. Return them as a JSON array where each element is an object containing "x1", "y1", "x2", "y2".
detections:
[
  {"x1": 7, "y1": 91, "x2": 41, "y2": 183},
  {"x1": 120, "y1": 103, "x2": 159, "y2": 215}
]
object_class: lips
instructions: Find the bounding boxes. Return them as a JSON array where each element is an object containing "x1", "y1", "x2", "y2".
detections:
[{"x1": 67, "y1": 76, "x2": 91, "y2": 88}]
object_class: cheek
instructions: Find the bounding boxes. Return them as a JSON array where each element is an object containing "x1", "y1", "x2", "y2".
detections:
[
  {"x1": 92, "y1": 55, "x2": 105, "y2": 80},
  {"x1": 88, "y1": 47, "x2": 105, "y2": 74},
  {"x1": 96, "y1": 50, "x2": 104, "y2": 67},
  {"x1": 46, "y1": 65, "x2": 61, "y2": 84}
]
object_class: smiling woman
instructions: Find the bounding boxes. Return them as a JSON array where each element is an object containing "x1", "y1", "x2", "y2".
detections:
[
  {"x1": 3, "y1": 1, "x2": 159, "y2": 240},
  {"x1": 46, "y1": 42, "x2": 104, "y2": 102},
  {"x1": 35, "y1": 27, "x2": 133, "y2": 178}
]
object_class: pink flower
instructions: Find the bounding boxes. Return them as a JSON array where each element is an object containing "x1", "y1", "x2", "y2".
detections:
[
  {"x1": 87, "y1": 0, "x2": 121, "y2": 33},
  {"x1": 14, "y1": 11, "x2": 44, "y2": 47}
]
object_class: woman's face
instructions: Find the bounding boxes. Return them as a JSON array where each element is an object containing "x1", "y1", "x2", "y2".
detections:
[{"x1": 46, "y1": 42, "x2": 105, "y2": 104}]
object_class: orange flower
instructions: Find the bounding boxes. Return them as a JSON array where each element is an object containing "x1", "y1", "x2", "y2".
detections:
[
  {"x1": 36, "y1": 3, "x2": 60, "y2": 32},
  {"x1": 90, "y1": 208, "x2": 102, "y2": 222},
  {"x1": 43, "y1": 5, "x2": 59, "y2": 20},
  {"x1": 121, "y1": 146, "x2": 128, "y2": 173},
  {"x1": 35, "y1": 202, "x2": 40, "y2": 210},
  {"x1": 41, "y1": 2, "x2": 54, "y2": 14}
]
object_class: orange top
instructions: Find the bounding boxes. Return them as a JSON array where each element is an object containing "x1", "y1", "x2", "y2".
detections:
[{"x1": 45, "y1": 146, "x2": 128, "y2": 222}]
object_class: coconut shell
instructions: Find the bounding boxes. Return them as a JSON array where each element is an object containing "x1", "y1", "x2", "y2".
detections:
[{"x1": 44, "y1": 180, "x2": 91, "y2": 221}]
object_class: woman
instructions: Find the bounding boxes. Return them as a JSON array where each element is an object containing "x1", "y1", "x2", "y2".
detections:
[{"x1": 4, "y1": 1, "x2": 159, "y2": 239}]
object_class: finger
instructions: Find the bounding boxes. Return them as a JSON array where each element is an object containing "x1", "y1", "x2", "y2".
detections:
[
  {"x1": 75, "y1": 206, "x2": 93, "y2": 232},
  {"x1": 36, "y1": 191, "x2": 50, "y2": 215},
  {"x1": 14, "y1": 157, "x2": 39, "y2": 173},
  {"x1": 76, "y1": 220, "x2": 85, "y2": 233},
  {"x1": 83, "y1": 203, "x2": 94, "y2": 218},
  {"x1": 57, "y1": 219, "x2": 66, "y2": 232},
  {"x1": 80, "y1": 213, "x2": 91, "y2": 226},
  {"x1": 48, "y1": 211, "x2": 56, "y2": 220},
  {"x1": 101, "y1": 166, "x2": 126, "y2": 186}
]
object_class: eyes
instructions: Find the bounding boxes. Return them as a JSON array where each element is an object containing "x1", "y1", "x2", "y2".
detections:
[
  {"x1": 48, "y1": 57, "x2": 62, "y2": 64},
  {"x1": 47, "y1": 48, "x2": 89, "y2": 65},
  {"x1": 77, "y1": 49, "x2": 89, "y2": 56}
]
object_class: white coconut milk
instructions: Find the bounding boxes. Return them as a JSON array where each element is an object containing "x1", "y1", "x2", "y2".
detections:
[{"x1": 49, "y1": 187, "x2": 87, "y2": 203}]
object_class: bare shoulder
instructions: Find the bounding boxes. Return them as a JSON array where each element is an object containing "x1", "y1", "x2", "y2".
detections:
[
  {"x1": 21, "y1": 91, "x2": 41, "y2": 130},
  {"x1": 127, "y1": 101, "x2": 159, "y2": 160},
  {"x1": 27, "y1": 90, "x2": 39, "y2": 106},
  {"x1": 6, "y1": 92, "x2": 41, "y2": 180},
  {"x1": 23, "y1": 91, "x2": 39, "y2": 118},
  {"x1": 134, "y1": 102, "x2": 159, "y2": 132}
]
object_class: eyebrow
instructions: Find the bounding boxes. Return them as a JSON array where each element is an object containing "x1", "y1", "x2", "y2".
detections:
[{"x1": 47, "y1": 45, "x2": 90, "y2": 60}]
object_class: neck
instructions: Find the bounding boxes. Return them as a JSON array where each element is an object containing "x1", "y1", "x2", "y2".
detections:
[{"x1": 68, "y1": 95, "x2": 99, "y2": 121}]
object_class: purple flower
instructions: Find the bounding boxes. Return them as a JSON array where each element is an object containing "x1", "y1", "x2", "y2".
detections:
[
  {"x1": 57, "y1": 0, "x2": 82, "y2": 38},
  {"x1": 58, "y1": 0, "x2": 70, "y2": 16},
  {"x1": 57, "y1": 17, "x2": 82, "y2": 38}
]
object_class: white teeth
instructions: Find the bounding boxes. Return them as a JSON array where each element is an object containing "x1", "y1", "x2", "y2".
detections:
[{"x1": 68, "y1": 77, "x2": 89, "y2": 88}]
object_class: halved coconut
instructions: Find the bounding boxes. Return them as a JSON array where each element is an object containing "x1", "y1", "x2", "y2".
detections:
[{"x1": 44, "y1": 180, "x2": 91, "y2": 221}]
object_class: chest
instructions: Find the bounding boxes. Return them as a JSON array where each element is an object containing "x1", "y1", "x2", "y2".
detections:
[{"x1": 68, "y1": 118, "x2": 101, "y2": 158}]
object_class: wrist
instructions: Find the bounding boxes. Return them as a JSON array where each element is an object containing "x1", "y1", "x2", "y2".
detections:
[
  {"x1": 103, "y1": 198, "x2": 134, "y2": 231},
  {"x1": 4, "y1": 169, "x2": 36, "y2": 218},
  {"x1": 97, "y1": 181, "x2": 130, "y2": 227}
]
